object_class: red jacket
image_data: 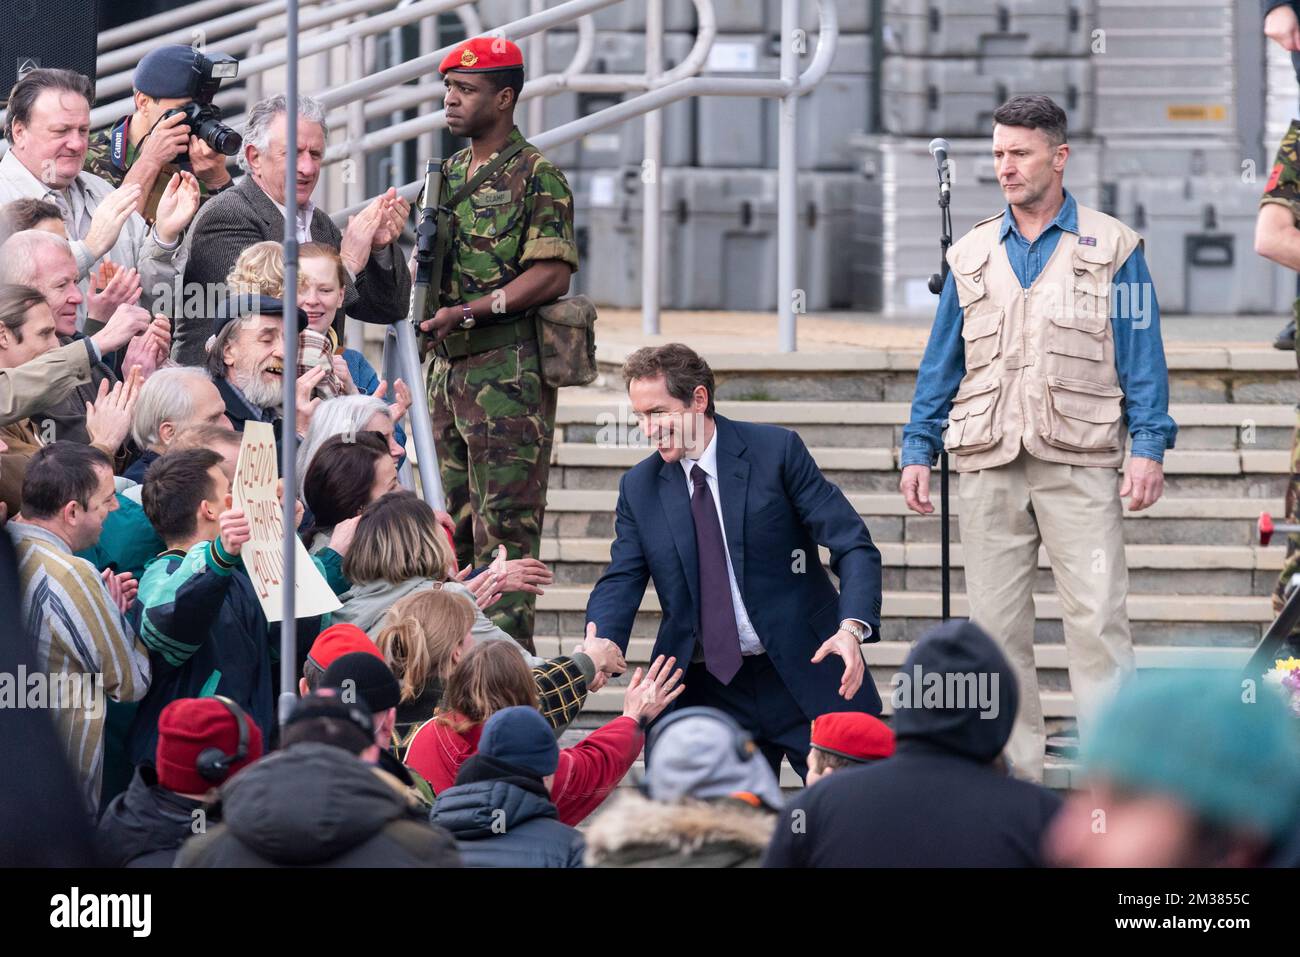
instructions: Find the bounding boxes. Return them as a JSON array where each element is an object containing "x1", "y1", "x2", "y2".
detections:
[{"x1": 405, "y1": 712, "x2": 644, "y2": 826}]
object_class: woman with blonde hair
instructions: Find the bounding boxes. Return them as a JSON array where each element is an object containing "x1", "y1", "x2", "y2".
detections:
[
  {"x1": 404, "y1": 641, "x2": 685, "y2": 822},
  {"x1": 376, "y1": 583, "x2": 625, "y2": 758}
]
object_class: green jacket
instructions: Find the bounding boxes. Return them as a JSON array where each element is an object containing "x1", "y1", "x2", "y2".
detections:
[{"x1": 76, "y1": 483, "x2": 164, "y2": 580}]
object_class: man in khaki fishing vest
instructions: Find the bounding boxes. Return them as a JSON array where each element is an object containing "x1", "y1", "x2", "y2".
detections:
[{"x1": 899, "y1": 95, "x2": 1179, "y2": 782}]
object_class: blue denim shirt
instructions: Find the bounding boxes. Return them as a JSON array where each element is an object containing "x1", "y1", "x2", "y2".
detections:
[{"x1": 900, "y1": 190, "x2": 1178, "y2": 467}]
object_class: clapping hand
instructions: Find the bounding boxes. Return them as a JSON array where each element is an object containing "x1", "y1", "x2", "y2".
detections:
[
  {"x1": 86, "y1": 262, "x2": 142, "y2": 327},
  {"x1": 121, "y1": 315, "x2": 172, "y2": 380},
  {"x1": 154, "y1": 171, "x2": 201, "y2": 244},
  {"x1": 101, "y1": 569, "x2": 138, "y2": 615},
  {"x1": 373, "y1": 378, "x2": 412, "y2": 424},
  {"x1": 339, "y1": 200, "x2": 386, "y2": 275},
  {"x1": 85, "y1": 184, "x2": 143, "y2": 259},
  {"x1": 370, "y1": 189, "x2": 411, "y2": 247},
  {"x1": 85, "y1": 366, "x2": 143, "y2": 454}
]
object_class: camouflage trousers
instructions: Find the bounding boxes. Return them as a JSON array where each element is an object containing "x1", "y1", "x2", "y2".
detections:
[
  {"x1": 1275, "y1": 311, "x2": 1300, "y2": 618},
  {"x1": 428, "y1": 335, "x2": 557, "y2": 653}
]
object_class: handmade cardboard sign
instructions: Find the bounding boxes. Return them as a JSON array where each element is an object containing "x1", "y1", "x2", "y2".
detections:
[{"x1": 232, "y1": 421, "x2": 341, "y2": 622}]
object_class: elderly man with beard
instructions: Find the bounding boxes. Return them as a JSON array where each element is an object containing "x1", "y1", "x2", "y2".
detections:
[
  {"x1": 0, "y1": 230, "x2": 168, "y2": 448},
  {"x1": 206, "y1": 293, "x2": 321, "y2": 448}
]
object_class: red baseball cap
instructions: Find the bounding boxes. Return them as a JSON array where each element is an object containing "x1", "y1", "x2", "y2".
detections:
[
  {"x1": 811, "y1": 712, "x2": 896, "y2": 763},
  {"x1": 439, "y1": 36, "x2": 524, "y2": 75},
  {"x1": 307, "y1": 623, "x2": 384, "y2": 673}
]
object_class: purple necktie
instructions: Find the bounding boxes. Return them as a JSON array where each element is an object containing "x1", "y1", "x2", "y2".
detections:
[{"x1": 690, "y1": 464, "x2": 743, "y2": 684}]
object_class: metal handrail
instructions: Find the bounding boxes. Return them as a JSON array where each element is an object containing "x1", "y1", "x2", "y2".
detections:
[
  {"x1": 18, "y1": 0, "x2": 835, "y2": 350},
  {"x1": 319, "y1": 0, "x2": 626, "y2": 108},
  {"x1": 97, "y1": 0, "x2": 269, "y2": 52},
  {"x1": 97, "y1": 0, "x2": 337, "y2": 77},
  {"x1": 327, "y1": 0, "x2": 838, "y2": 214},
  {"x1": 92, "y1": 0, "x2": 431, "y2": 118}
]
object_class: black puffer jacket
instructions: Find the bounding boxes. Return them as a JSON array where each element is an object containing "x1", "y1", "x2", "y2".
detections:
[
  {"x1": 97, "y1": 766, "x2": 209, "y2": 868},
  {"x1": 430, "y1": 755, "x2": 585, "y2": 868},
  {"x1": 176, "y1": 743, "x2": 461, "y2": 868},
  {"x1": 764, "y1": 620, "x2": 1062, "y2": 868}
]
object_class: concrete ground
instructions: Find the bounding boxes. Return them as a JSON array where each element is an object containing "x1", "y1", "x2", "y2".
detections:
[{"x1": 592, "y1": 308, "x2": 1295, "y2": 354}]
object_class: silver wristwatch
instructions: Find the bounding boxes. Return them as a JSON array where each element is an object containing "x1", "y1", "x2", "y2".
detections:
[
  {"x1": 459, "y1": 302, "x2": 476, "y2": 329},
  {"x1": 840, "y1": 619, "x2": 866, "y2": 643}
]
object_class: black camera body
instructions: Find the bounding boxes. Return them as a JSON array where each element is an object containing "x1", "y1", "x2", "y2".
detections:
[{"x1": 160, "y1": 52, "x2": 242, "y2": 157}]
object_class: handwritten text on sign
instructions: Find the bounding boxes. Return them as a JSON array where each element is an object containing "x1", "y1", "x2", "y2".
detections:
[{"x1": 232, "y1": 422, "x2": 341, "y2": 622}]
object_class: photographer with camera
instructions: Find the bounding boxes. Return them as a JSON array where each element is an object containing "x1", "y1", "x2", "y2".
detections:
[{"x1": 86, "y1": 45, "x2": 240, "y2": 222}]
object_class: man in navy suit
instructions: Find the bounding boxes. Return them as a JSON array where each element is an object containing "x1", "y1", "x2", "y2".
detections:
[{"x1": 585, "y1": 344, "x2": 883, "y2": 779}]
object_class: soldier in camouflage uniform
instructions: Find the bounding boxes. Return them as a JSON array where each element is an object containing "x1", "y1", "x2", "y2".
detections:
[
  {"x1": 85, "y1": 45, "x2": 234, "y2": 222},
  {"x1": 419, "y1": 37, "x2": 578, "y2": 653},
  {"x1": 1259, "y1": 120, "x2": 1300, "y2": 617}
]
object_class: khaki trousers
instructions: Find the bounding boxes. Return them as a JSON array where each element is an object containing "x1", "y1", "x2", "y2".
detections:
[{"x1": 957, "y1": 449, "x2": 1136, "y2": 782}]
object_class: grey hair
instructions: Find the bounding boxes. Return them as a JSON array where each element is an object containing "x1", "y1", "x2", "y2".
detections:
[
  {"x1": 131, "y1": 366, "x2": 214, "y2": 450},
  {"x1": 205, "y1": 318, "x2": 243, "y2": 378},
  {"x1": 0, "y1": 229, "x2": 74, "y2": 286},
  {"x1": 296, "y1": 393, "x2": 390, "y2": 495},
  {"x1": 238, "y1": 93, "x2": 329, "y2": 175}
]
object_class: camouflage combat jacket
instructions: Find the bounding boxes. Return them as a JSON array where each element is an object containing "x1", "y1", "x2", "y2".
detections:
[
  {"x1": 1263, "y1": 120, "x2": 1300, "y2": 216},
  {"x1": 85, "y1": 115, "x2": 223, "y2": 222},
  {"x1": 433, "y1": 126, "x2": 578, "y2": 317}
]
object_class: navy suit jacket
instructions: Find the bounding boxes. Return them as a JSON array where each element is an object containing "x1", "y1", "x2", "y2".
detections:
[{"x1": 584, "y1": 414, "x2": 884, "y2": 720}]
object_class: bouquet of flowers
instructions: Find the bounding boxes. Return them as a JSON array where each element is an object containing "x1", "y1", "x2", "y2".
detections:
[{"x1": 1263, "y1": 656, "x2": 1300, "y2": 717}]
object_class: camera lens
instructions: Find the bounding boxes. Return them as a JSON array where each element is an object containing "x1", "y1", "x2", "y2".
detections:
[{"x1": 199, "y1": 120, "x2": 242, "y2": 156}]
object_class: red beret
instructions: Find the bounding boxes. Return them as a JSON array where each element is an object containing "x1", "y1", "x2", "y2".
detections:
[
  {"x1": 811, "y1": 711, "x2": 896, "y2": 763},
  {"x1": 308, "y1": 623, "x2": 384, "y2": 673},
  {"x1": 156, "y1": 697, "x2": 263, "y2": 795},
  {"x1": 439, "y1": 36, "x2": 524, "y2": 75}
]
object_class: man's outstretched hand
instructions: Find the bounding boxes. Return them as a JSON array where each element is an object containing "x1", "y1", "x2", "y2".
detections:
[{"x1": 812, "y1": 629, "x2": 866, "y2": 700}]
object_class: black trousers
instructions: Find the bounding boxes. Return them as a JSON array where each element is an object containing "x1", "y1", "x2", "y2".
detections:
[{"x1": 678, "y1": 654, "x2": 810, "y2": 782}]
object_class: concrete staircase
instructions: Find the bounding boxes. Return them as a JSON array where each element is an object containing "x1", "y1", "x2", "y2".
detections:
[{"x1": 533, "y1": 343, "x2": 1296, "y2": 791}]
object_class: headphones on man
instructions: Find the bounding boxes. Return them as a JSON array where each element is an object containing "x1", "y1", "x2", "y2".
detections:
[
  {"x1": 645, "y1": 706, "x2": 758, "y2": 764},
  {"x1": 195, "y1": 695, "x2": 251, "y2": 783}
]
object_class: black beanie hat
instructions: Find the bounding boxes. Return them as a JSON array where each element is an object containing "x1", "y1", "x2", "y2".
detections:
[{"x1": 321, "y1": 651, "x2": 401, "y2": 714}]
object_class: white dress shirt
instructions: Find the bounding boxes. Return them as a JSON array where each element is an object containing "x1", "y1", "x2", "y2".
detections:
[
  {"x1": 682, "y1": 429, "x2": 766, "y2": 656},
  {"x1": 682, "y1": 427, "x2": 872, "y2": 650},
  {"x1": 266, "y1": 189, "x2": 317, "y2": 244}
]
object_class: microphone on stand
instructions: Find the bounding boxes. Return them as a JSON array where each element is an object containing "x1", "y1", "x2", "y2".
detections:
[
  {"x1": 929, "y1": 137, "x2": 952, "y2": 202},
  {"x1": 925, "y1": 135, "x2": 955, "y2": 622},
  {"x1": 927, "y1": 136, "x2": 954, "y2": 296}
]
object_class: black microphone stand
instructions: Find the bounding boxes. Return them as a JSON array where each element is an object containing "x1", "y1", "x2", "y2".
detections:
[{"x1": 927, "y1": 163, "x2": 953, "y2": 622}]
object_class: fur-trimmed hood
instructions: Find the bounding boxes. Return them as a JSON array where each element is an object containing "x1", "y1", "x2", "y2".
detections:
[{"x1": 584, "y1": 791, "x2": 776, "y2": 868}]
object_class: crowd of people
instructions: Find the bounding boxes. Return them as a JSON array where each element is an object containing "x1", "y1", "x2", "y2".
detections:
[{"x1": 4, "y1": 40, "x2": 1299, "y2": 872}]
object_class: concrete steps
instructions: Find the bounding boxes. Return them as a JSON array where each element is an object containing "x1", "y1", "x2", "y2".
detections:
[
  {"x1": 590, "y1": 345, "x2": 1299, "y2": 406},
  {"x1": 557, "y1": 398, "x2": 1296, "y2": 452},
  {"x1": 540, "y1": 537, "x2": 1283, "y2": 596},
  {"x1": 544, "y1": 489, "x2": 1284, "y2": 549},
  {"x1": 549, "y1": 440, "x2": 1291, "y2": 494}
]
